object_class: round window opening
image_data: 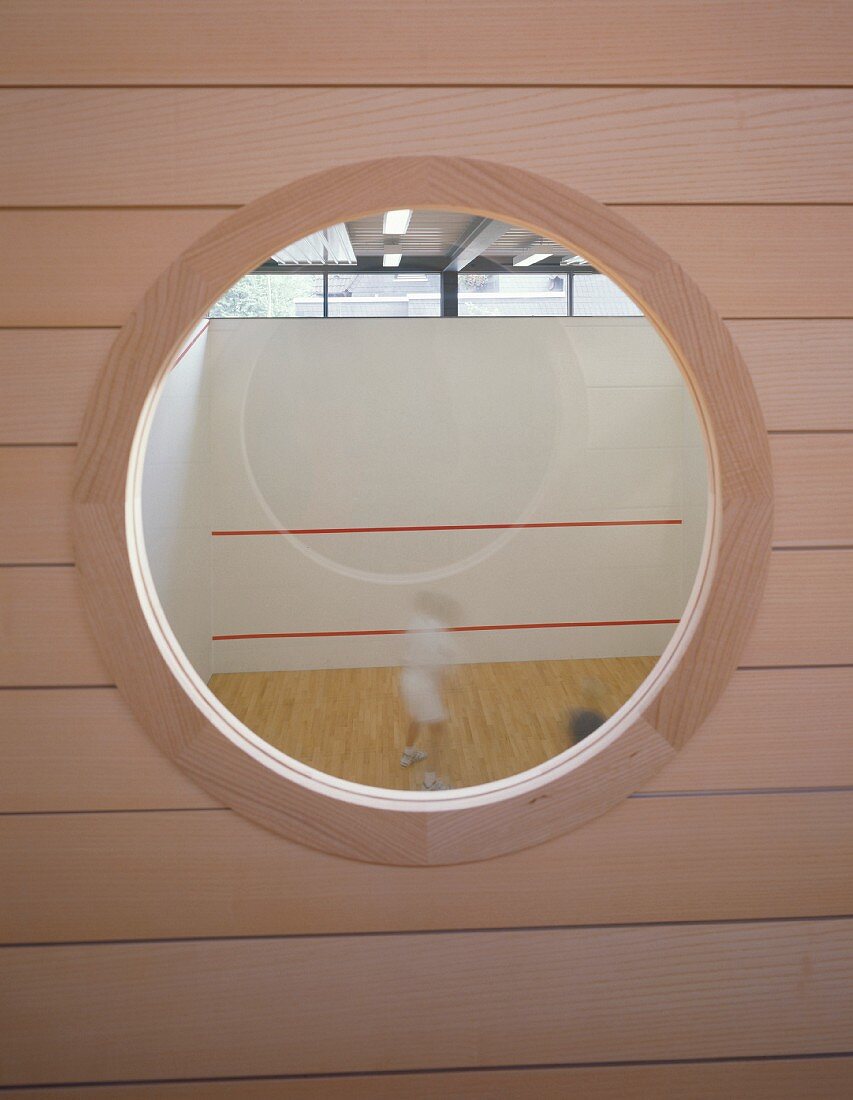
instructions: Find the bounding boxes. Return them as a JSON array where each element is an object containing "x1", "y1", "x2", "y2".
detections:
[
  {"x1": 142, "y1": 208, "x2": 709, "y2": 794},
  {"x1": 75, "y1": 158, "x2": 772, "y2": 863}
]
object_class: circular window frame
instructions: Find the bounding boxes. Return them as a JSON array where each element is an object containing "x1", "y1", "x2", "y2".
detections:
[{"x1": 73, "y1": 156, "x2": 772, "y2": 865}]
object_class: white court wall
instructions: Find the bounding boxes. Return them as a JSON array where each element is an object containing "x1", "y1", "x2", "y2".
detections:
[
  {"x1": 200, "y1": 317, "x2": 708, "y2": 675},
  {"x1": 141, "y1": 321, "x2": 213, "y2": 682}
]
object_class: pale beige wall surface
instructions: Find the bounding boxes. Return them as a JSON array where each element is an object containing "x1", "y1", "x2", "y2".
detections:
[
  {"x1": 0, "y1": 1, "x2": 851, "y2": 1094},
  {"x1": 201, "y1": 316, "x2": 700, "y2": 673}
]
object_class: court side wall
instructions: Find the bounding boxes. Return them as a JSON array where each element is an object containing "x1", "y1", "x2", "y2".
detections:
[
  {"x1": 141, "y1": 321, "x2": 213, "y2": 682},
  {"x1": 202, "y1": 316, "x2": 707, "y2": 674}
]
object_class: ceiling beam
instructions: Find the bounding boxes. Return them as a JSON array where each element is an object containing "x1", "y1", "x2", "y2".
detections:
[
  {"x1": 272, "y1": 223, "x2": 356, "y2": 265},
  {"x1": 443, "y1": 218, "x2": 510, "y2": 272}
]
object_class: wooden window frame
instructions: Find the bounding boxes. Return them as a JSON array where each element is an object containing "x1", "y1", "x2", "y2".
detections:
[{"x1": 72, "y1": 156, "x2": 773, "y2": 865}]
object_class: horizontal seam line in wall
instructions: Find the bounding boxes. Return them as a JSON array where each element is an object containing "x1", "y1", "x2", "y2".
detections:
[
  {"x1": 2, "y1": 1054, "x2": 852, "y2": 1093},
  {"x1": 4, "y1": 81, "x2": 853, "y2": 89},
  {"x1": 3, "y1": 543, "x2": 845, "y2": 576},
  {"x1": 2, "y1": 665, "x2": 850, "y2": 693},
  {"x1": 0, "y1": 684, "x2": 117, "y2": 691},
  {"x1": 0, "y1": 325, "x2": 121, "y2": 331},
  {"x1": 0, "y1": 443, "x2": 848, "y2": 457},
  {"x1": 0, "y1": 205, "x2": 240, "y2": 212},
  {"x1": 1, "y1": 665, "x2": 851, "y2": 690},
  {"x1": 2, "y1": 1053, "x2": 851, "y2": 1094},
  {"x1": 773, "y1": 545, "x2": 853, "y2": 552},
  {"x1": 2, "y1": 1055, "x2": 853, "y2": 1095},
  {"x1": 738, "y1": 663, "x2": 853, "y2": 670},
  {"x1": 0, "y1": 807, "x2": 226, "y2": 816},
  {"x1": 3, "y1": 787, "x2": 851, "y2": 818},
  {"x1": 769, "y1": 429, "x2": 853, "y2": 435},
  {"x1": 723, "y1": 317, "x2": 853, "y2": 321},
  {"x1": 634, "y1": 786, "x2": 853, "y2": 797},
  {"x1": 3, "y1": 433, "x2": 851, "y2": 449},
  {"x1": 0, "y1": 563, "x2": 74, "y2": 569},
  {"x1": 3, "y1": 203, "x2": 853, "y2": 212},
  {"x1": 3, "y1": 914, "x2": 851, "y2": 951}
]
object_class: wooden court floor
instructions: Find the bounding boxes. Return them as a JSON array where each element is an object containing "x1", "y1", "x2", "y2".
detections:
[{"x1": 208, "y1": 656, "x2": 656, "y2": 790}]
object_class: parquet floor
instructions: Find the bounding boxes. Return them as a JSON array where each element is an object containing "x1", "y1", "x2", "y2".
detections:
[{"x1": 208, "y1": 656, "x2": 657, "y2": 790}]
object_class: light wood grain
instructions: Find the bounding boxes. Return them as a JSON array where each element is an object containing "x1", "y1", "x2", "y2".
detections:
[
  {"x1": 647, "y1": 666, "x2": 853, "y2": 790},
  {"x1": 0, "y1": 688, "x2": 218, "y2": 811},
  {"x1": 727, "y1": 320, "x2": 853, "y2": 431},
  {"x1": 0, "y1": 329, "x2": 115, "y2": 444},
  {"x1": 3, "y1": 87, "x2": 852, "y2": 206},
  {"x1": 617, "y1": 205, "x2": 853, "y2": 320},
  {"x1": 5, "y1": 433, "x2": 851, "y2": 565},
  {"x1": 2, "y1": 206, "x2": 853, "y2": 326},
  {"x1": 1, "y1": 0, "x2": 850, "y2": 1091},
  {"x1": 0, "y1": 568, "x2": 107, "y2": 686},
  {"x1": 3, "y1": 793, "x2": 852, "y2": 944},
  {"x1": 0, "y1": 210, "x2": 232, "y2": 327},
  {"x1": 0, "y1": 446, "x2": 73, "y2": 562},
  {"x1": 771, "y1": 434, "x2": 853, "y2": 547},
  {"x1": 2, "y1": 919, "x2": 851, "y2": 1084},
  {"x1": 2, "y1": 1, "x2": 851, "y2": 86},
  {"x1": 209, "y1": 658, "x2": 656, "y2": 791},
  {"x1": 3, "y1": 322, "x2": 850, "y2": 444},
  {"x1": 69, "y1": 156, "x2": 773, "y2": 861},
  {"x1": 743, "y1": 550, "x2": 853, "y2": 666},
  {"x1": 3, "y1": 669, "x2": 851, "y2": 814},
  {"x1": 3, "y1": 1059, "x2": 851, "y2": 1100}
]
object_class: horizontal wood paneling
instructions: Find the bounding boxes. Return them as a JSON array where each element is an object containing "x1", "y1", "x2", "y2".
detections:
[
  {"x1": 771, "y1": 435, "x2": 853, "y2": 547},
  {"x1": 4, "y1": 435, "x2": 851, "y2": 564},
  {"x1": 2, "y1": 794, "x2": 851, "y2": 943},
  {"x1": 3, "y1": 670, "x2": 851, "y2": 813},
  {"x1": 2, "y1": 88, "x2": 852, "y2": 206},
  {"x1": 0, "y1": 447, "x2": 72, "y2": 562},
  {"x1": 2, "y1": 1, "x2": 851, "y2": 86},
  {"x1": 0, "y1": 567, "x2": 107, "y2": 686},
  {"x1": 0, "y1": 210, "x2": 232, "y2": 328},
  {"x1": 0, "y1": 329, "x2": 114, "y2": 443},
  {"x1": 2, "y1": 919, "x2": 850, "y2": 1085},
  {"x1": 3, "y1": 1, "x2": 850, "y2": 1094},
  {"x1": 2, "y1": 551, "x2": 848, "y2": 686},
  {"x1": 2, "y1": 207, "x2": 853, "y2": 326},
  {"x1": 648, "y1": 666, "x2": 853, "y2": 790},
  {"x1": 727, "y1": 321, "x2": 853, "y2": 431},
  {"x1": 5, "y1": 1059, "x2": 852, "y2": 1100},
  {"x1": 0, "y1": 688, "x2": 217, "y2": 811},
  {"x1": 617, "y1": 206, "x2": 853, "y2": 319},
  {"x1": 3, "y1": 322, "x2": 850, "y2": 443},
  {"x1": 742, "y1": 550, "x2": 853, "y2": 667}
]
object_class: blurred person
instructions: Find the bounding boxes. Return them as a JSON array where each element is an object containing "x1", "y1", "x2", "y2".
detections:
[{"x1": 399, "y1": 592, "x2": 460, "y2": 791}]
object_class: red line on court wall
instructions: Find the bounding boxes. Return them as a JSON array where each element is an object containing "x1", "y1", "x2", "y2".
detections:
[
  {"x1": 211, "y1": 519, "x2": 682, "y2": 536},
  {"x1": 212, "y1": 618, "x2": 679, "y2": 641}
]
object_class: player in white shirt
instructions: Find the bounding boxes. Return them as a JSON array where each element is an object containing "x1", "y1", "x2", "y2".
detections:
[{"x1": 399, "y1": 592, "x2": 460, "y2": 791}]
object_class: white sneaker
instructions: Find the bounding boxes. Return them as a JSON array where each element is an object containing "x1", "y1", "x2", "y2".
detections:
[
  {"x1": 422, "y1": 773, "x2": 451, "y2": 791},
  {"x1": 400, "y1": 748, "x2": 428, "y2": 768}
]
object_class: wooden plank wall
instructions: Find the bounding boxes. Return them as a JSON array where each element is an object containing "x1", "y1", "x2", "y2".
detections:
[{"x1": 1, "y1": 2, "x2": 851, "y2": 1094}]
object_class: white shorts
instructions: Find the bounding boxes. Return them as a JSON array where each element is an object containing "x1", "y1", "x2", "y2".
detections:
[{"x1": 401, "y1": 669, "x2": 447, "y2": 725}]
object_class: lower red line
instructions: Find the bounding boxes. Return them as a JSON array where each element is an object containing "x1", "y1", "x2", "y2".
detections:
[
  {"x1": 212, "y1": 619, "x2": 679, "y2": 641},
  {"x1": 212, "y1": 519, "x2": 681, "y2": 536}
]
